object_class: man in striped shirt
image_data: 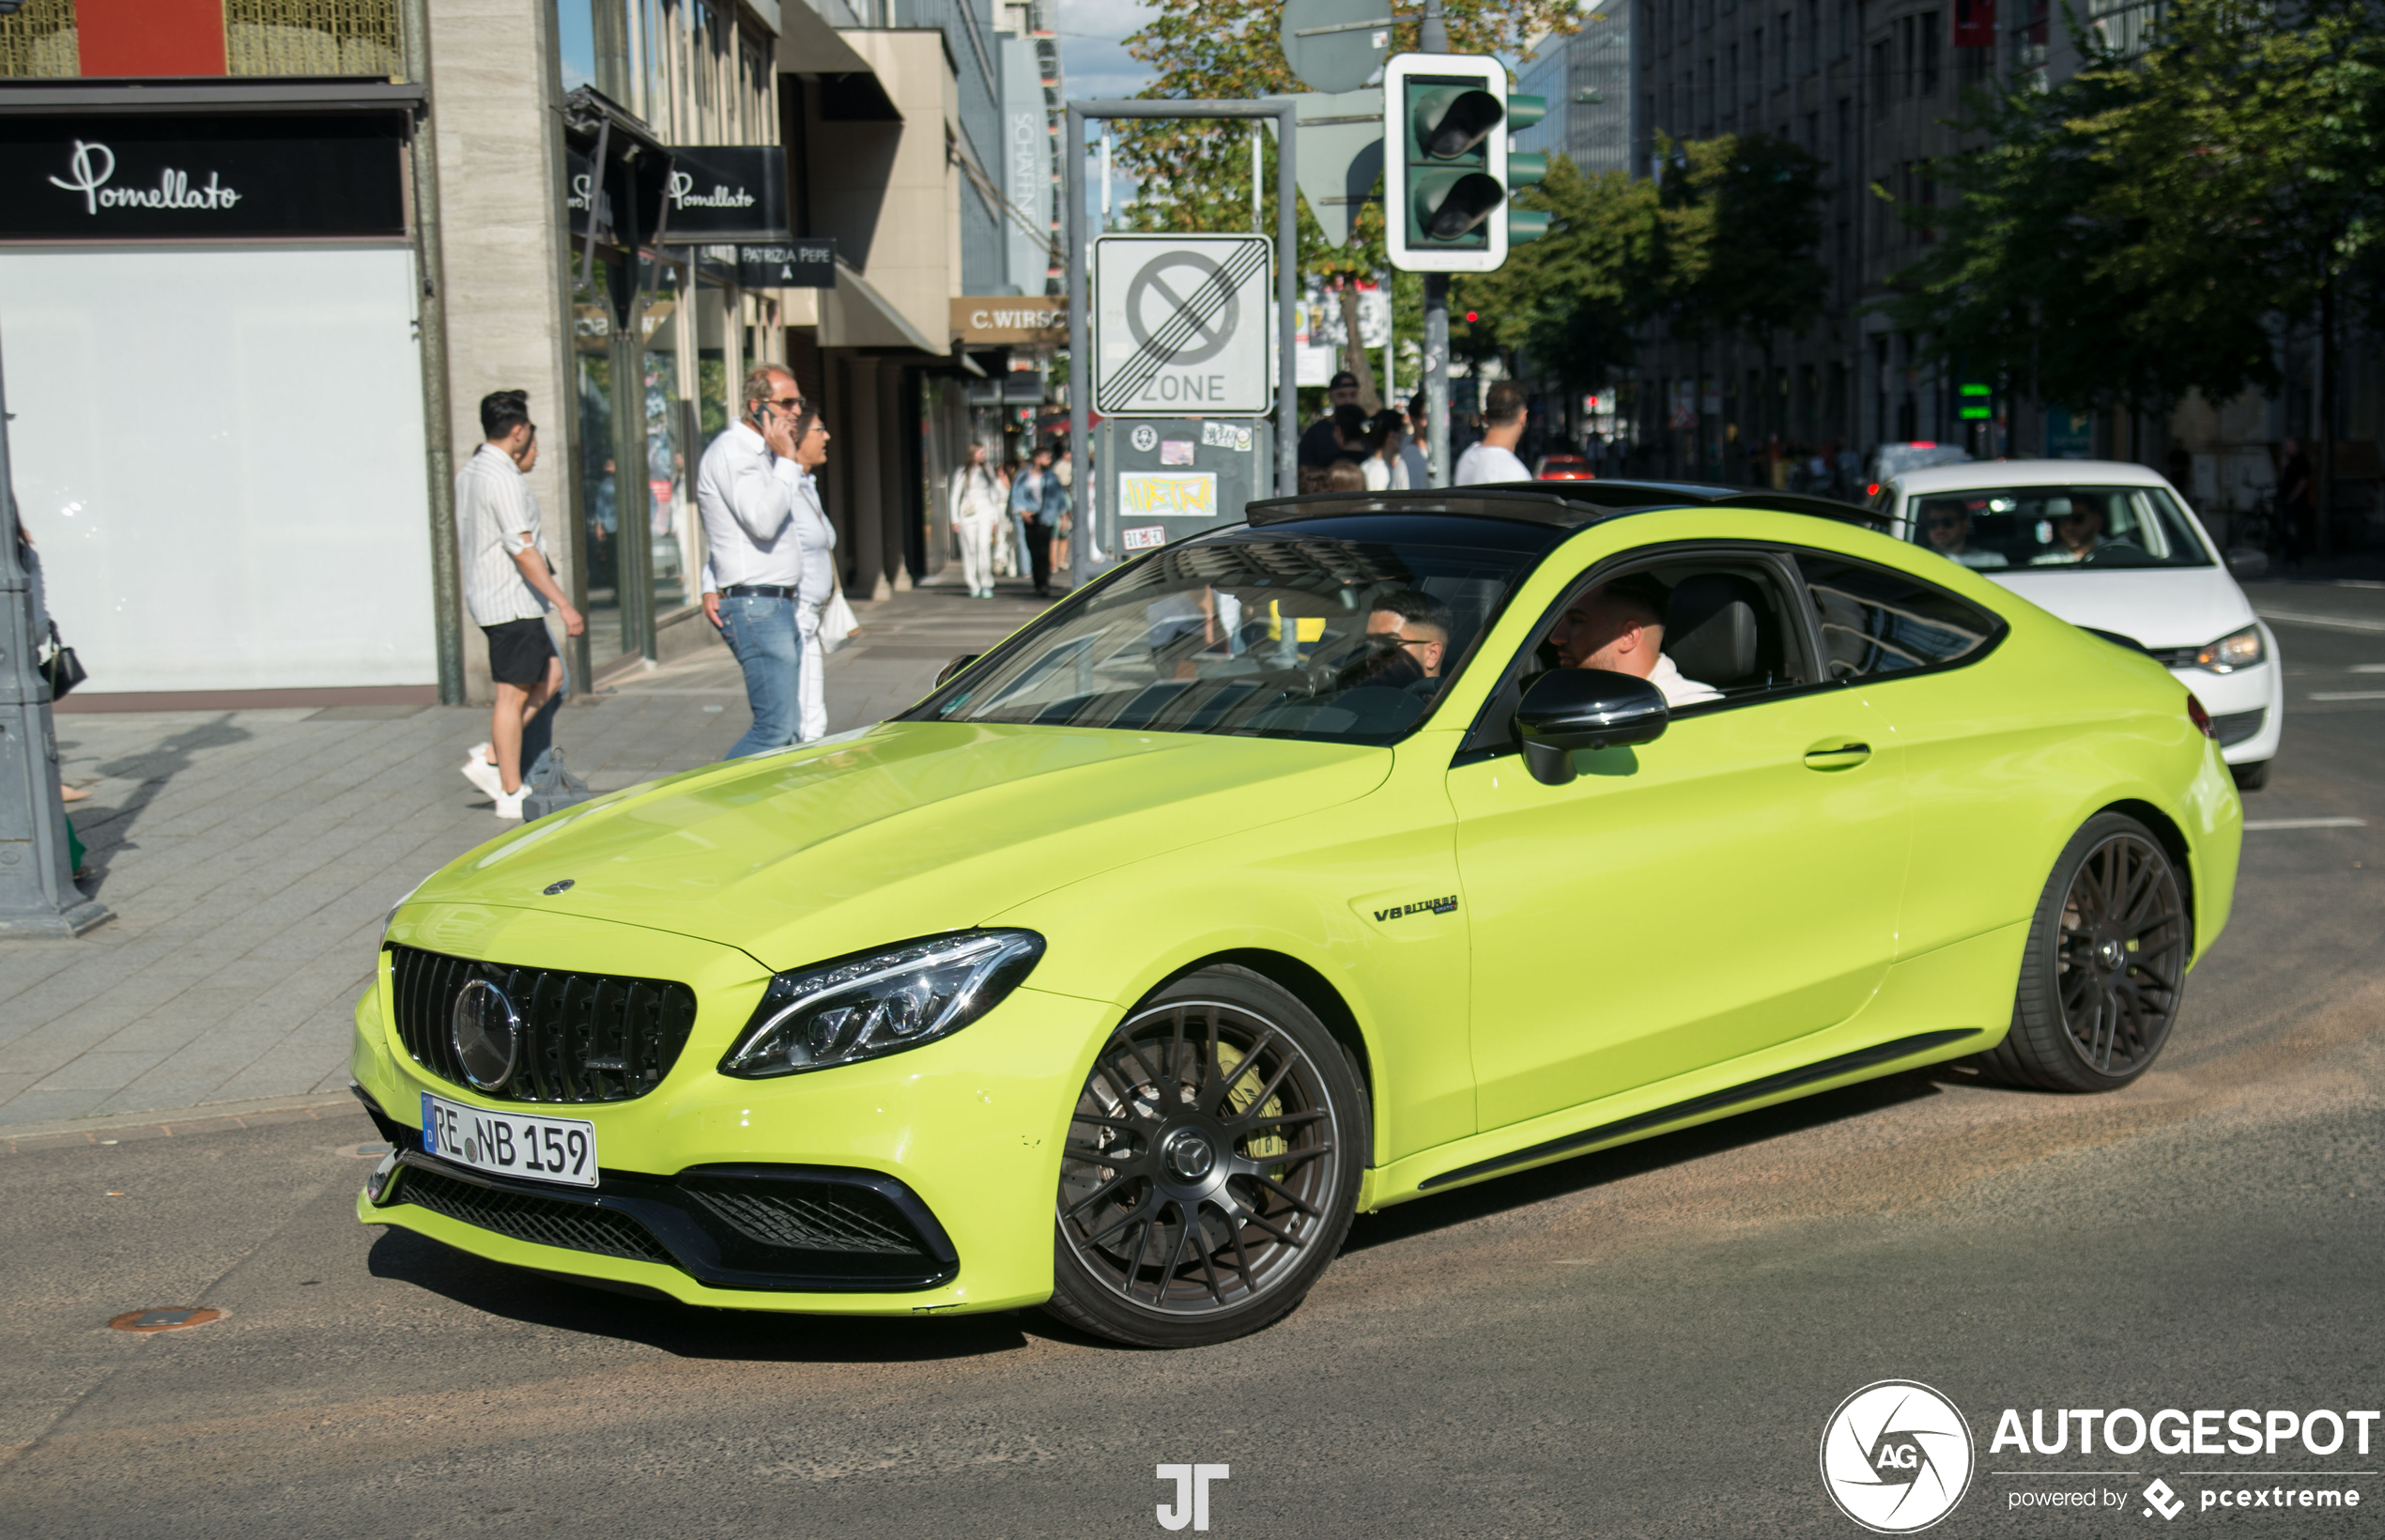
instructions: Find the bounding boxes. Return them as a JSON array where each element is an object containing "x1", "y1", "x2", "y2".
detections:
[{"x1": 456, "y1": 390, "x2": 584, "y2": 819}]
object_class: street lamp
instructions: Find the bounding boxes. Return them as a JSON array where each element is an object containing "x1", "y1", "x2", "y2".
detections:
[{"x1": 0, "y1": 319, "x2": 113, "y2": 936}]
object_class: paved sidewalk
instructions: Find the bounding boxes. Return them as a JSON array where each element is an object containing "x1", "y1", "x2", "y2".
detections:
[{"x1": 0, "y1": 577, "x2": 1050, "y2": 1132}]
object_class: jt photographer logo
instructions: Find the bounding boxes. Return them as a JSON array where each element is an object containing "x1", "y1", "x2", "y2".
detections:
[
  {"x1": 1823, "y1": 1384, "x2": 2378, "y2": 1528},
  {"x1": 1155, "y1": 1464, "x2": 1228, "y2": 1531},
  {"x1": 1822, "y1": 1380, "x2": 1977, "y2": 1533}
]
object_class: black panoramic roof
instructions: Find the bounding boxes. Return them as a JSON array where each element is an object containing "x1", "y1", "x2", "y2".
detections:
[{"x1": 1243, "y1": 480, "x2": 1889, "y2": 531}]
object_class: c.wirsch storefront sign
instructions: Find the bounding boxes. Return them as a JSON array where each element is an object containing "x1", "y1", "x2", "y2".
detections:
[{"x1": 0, "y1": 116, "x2": 406, "y2": 239}]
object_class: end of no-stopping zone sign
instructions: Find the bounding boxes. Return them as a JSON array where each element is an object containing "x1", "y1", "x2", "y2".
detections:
[{"x1": 1093, "y1": 235, "x2": 1272, "y2": 418}]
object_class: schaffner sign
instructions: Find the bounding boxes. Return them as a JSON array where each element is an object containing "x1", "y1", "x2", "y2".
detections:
[
  {"x1": 0, "y1": 117, "x2": 406, "y2": 239},
  {"x1": 659, "y1": 146, "x2": 787, "y2": 242}
]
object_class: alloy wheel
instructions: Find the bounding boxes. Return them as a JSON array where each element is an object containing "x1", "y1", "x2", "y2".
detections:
[
  {"x1": 1057, "y1": 998, "x2": 1343, "y2": 1317},
  {"x1": 2054, "y1": 831, "x2": 2186, "y2": 1076}
]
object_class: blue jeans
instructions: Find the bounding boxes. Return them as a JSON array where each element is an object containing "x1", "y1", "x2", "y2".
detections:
[{"x1": 718, "y1": 593, "x2": 803, "y2": 759}]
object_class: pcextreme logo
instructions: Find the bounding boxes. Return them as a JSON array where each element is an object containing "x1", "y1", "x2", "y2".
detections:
[{"x1": 1821, "y1": 1380, "x2": 1977, "y2": 1533}]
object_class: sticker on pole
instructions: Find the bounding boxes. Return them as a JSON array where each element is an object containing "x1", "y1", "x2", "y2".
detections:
[{"x1": 1094, "y1": 235, "x2": 1273, "y2": 418}]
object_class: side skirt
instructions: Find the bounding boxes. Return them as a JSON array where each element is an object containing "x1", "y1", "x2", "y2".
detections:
[{"x1": 1416, "y1": 1028, "x2": 1980, "y2": 1191}]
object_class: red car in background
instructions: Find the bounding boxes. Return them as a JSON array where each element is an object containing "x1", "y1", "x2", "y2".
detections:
[{"x1": 1534, "y1": 454, "x2": 1595, "y2": 481}]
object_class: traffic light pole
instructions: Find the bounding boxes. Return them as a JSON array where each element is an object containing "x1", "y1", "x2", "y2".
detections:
[
  {"x1": 1419, "y1": 0, "x2": 1451, "y2": 487},
  {"x1": 0, "y1": 322, "x2": 112, "y2": 938}
]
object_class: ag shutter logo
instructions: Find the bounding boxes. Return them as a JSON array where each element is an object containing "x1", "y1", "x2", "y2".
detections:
[{"x1": 1822, "y1": 1380, "x2": 1977, "y2": 1532}]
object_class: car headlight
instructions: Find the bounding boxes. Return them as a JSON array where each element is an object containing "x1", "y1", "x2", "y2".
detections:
[
  {"x1": 2192, "y1": 624, "x2": 2265, "y2": 673},
  {"x1": 720, "y1": 931, "x2": 1045, "y2": 1078}
]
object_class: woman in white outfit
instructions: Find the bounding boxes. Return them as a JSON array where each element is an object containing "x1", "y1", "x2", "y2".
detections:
[
  {"x1": 788, "y1": 407, "x2": 839, "y2": 741},
  {"x1": 1362, "y1": 412, "x2": 1410, "y2": 491},
  {"x1": 950, "y1": 442, "x2": 1007, "y2": 598}
]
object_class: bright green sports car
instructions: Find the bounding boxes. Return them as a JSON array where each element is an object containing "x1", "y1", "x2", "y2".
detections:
[{"x1": 353, "y1": 489, "x2": 2241, "y2": 1347}]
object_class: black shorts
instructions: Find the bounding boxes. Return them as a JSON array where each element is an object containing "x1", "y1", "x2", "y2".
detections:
[{"x1": 482, "y1": 616, "x2": 557, "y2": 686}]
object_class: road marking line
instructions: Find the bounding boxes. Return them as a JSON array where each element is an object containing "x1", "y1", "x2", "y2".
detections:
[
  {"x1": 2243, "y1": 817, "x2": 2367, "y2": 831},
  {"x1": 2256, "y1": 608, "x2": 2385, "y2": 633},
  {"x1": 2309, "y1": 691, "x2": 2385, "y2": 701}
]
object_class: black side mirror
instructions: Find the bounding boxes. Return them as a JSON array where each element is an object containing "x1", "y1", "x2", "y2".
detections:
[
  {"x1": 1514, "y1": 668, "x2": 1668, "y2": 786},
  {"x1": 935, "y1": 653, "x2": 981, "y2": 687}
]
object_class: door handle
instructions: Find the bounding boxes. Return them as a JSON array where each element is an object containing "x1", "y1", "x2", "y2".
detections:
[{"x1": 1803, "y1": 741, "x2": 1872, "y2": 771}]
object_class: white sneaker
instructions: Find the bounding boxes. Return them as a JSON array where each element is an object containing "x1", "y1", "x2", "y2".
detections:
[
  {"x1": 460, "y1": 749, "x2": 504, "y2": 801},
  {"x1": 494, "y1": 786, "x2": 529, "y2": 821}
]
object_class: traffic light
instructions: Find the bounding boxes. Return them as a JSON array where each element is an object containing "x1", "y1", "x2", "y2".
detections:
[{"x1": 1384, "y1": 53, "x2": 1549, "y2": 272}]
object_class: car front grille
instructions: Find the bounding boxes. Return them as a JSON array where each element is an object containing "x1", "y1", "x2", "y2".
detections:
[
  {"x1": 2212, "y1": 707, "x2": 2266, "y2": 747},
  {"x1": 685, "y1": 1181, "x2": 930, "y2": 1256},
  {"x1": 386, "y1": 944, "x2": 697, "y2": 1103},
  {"x1": 395, "y1": 1165, "x2": 673, "y2": 1263}
]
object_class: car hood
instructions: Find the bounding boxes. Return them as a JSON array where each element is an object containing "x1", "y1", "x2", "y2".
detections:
[
  {"x1": 1985, "y1": 564, "x2": 2254, "y2": 650},
  {"x1": 408, "y1": 721, "x2": 1392, "y2": 973}
]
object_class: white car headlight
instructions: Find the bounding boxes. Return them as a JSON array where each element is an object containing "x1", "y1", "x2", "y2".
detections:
[
  {"x1": 2192, "y1": 624, "x2": 2265, "y2": 673},
  {"x1": 720, "y1": 931, "x2": 1045, "y2": 1078}
]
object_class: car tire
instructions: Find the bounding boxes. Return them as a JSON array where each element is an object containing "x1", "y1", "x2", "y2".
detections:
[
  {"x1": 1044, "y1": 965, "x2": 1363, "y2": 1348},
  {"x1": 2229, "y1": 759, "x2": 2270, "y2": 792},
  {"x1": 1975, "y1": 812, "x2": 2190, "y2": 1093}
]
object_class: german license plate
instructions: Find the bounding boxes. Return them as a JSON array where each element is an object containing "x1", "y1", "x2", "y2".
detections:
[{"x1": 421, "y1": 1093, "x2": 597, "y2": 1189}]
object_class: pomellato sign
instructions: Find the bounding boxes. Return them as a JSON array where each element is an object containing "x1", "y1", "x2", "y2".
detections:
[
  {"x1": 658, "y1": 145, "x2": 787, "y2": 242},
  {"x1": 0, "y1": 116, "x2": 406, "y2": 239}
]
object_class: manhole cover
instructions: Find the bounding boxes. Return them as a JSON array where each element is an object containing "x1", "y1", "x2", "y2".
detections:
[{"x1": 108, "y1": 1307, "x2": 224, "y2": 1333}]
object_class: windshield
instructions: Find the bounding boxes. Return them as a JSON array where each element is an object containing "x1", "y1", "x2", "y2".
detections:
[
  {"x1": 1905, "y1": 485, "x2": 2212, "y2": 572},
  {"x1": 921, "y1": 529, "x2": 1541, "y2": 744}
]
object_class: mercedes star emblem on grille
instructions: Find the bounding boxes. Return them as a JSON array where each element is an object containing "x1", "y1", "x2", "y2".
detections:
[{"x1": 450, "y1": 978, "x2": 521, "y2": 1091}]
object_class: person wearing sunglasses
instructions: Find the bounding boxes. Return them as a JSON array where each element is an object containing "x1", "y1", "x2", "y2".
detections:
[
  {"x1": 1916, "y1": 499, "x2": 2008, "y2": 569},
  {"x1": 697, "y1": 364, "x2": 832, "y2": 758},
  {"x1": 2030, "y1": 497, "x2": 2107, "y2": 565}
]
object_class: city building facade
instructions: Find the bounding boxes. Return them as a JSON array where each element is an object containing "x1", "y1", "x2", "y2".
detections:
[{"x1": 0, "y1": 0, "x2": 1058, "y2": 712}]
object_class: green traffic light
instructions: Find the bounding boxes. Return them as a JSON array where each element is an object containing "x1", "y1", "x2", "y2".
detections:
[
  {"x1": 1507, "y1": 208, "x2": 1552, "y2": 245},
  {"x1": 1507, "y1": 151, "x2": 1548, "y2": 190},
  {"x1": 1506, "y1": 93, "x2": 1546, "y2": 131}
]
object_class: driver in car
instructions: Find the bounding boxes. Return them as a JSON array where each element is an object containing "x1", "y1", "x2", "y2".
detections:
[
  {"x1": 2033, "y1": 499, "x2": 2106, "y2": 564},
  {"x1": 1549, "y1": 573, "x2": 1722, "y2": 708}
]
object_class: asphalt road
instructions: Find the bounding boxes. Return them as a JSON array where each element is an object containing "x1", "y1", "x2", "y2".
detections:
[{"x1": 3, "y1": 578, "x2": 2379, "y2": 1540}]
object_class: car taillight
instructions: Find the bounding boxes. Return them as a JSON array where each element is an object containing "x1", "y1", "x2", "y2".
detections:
[{"x1": 2187, "y1": 692, "x2": 2216, "y2": 739}]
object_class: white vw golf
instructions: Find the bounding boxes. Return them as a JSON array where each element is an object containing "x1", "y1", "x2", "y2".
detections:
[{"x1": 1878, "y1": 458, "x2": 2283, "y2": 789}]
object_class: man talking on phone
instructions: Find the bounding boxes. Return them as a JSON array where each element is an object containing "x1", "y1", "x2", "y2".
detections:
[{"x1": 697, "y1": 364, "x2": 829, "y2": 757}]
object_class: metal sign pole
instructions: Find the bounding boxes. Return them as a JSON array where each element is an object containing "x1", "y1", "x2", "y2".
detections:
[
  {"x1": 1066, "y1": 97, "x2": 1300, "y2": 593},
  {"x1": 1419, "y1": 0, "x2": 1451, "y2": 487},
  {"x1": 0, "y1": 322, "x2": 111, "y2": 937}
]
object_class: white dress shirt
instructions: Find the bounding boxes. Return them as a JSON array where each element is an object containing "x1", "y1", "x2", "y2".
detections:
[
  {"x1": 1649, "y1": 654, "x2": 1722, "y2": 707},
  {"x1": 697, "y1": 421, "x2": 808, "y2": 591},
  {"x1": 1454, "y1": 441, "x2": 1532, "y2": 485},
  {"x1": 455, "y1": 442, "x2": 550, "y2": 626}
]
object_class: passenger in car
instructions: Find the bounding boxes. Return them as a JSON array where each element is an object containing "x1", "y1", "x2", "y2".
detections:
[
  {"x1": 1548, "y1": 574, "x2": 1723, "y2": 707},
  {"x1": 1364, "y1": 588, "x2": 1450, "y2": 680},
  {"x1": 1916, "y1": 500, "x2": 2008, "y2": 569}
]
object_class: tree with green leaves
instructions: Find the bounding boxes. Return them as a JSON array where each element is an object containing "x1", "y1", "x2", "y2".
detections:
[
  {"x1": 1895, "y1": 0, "x2": 2385, "y2": 551},
  {"x1": 1450, "y1": 154, "x2": 1657, "y2": 392}
]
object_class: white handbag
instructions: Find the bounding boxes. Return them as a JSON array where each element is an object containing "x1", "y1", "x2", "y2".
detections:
[{"x1": 818, "y1": 584, "x2": 859, "y2": 654}]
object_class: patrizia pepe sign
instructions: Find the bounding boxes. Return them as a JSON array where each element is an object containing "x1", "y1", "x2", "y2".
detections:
[{"x1": 0, "y1": 116, "x2": 406, "y2": 239}]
